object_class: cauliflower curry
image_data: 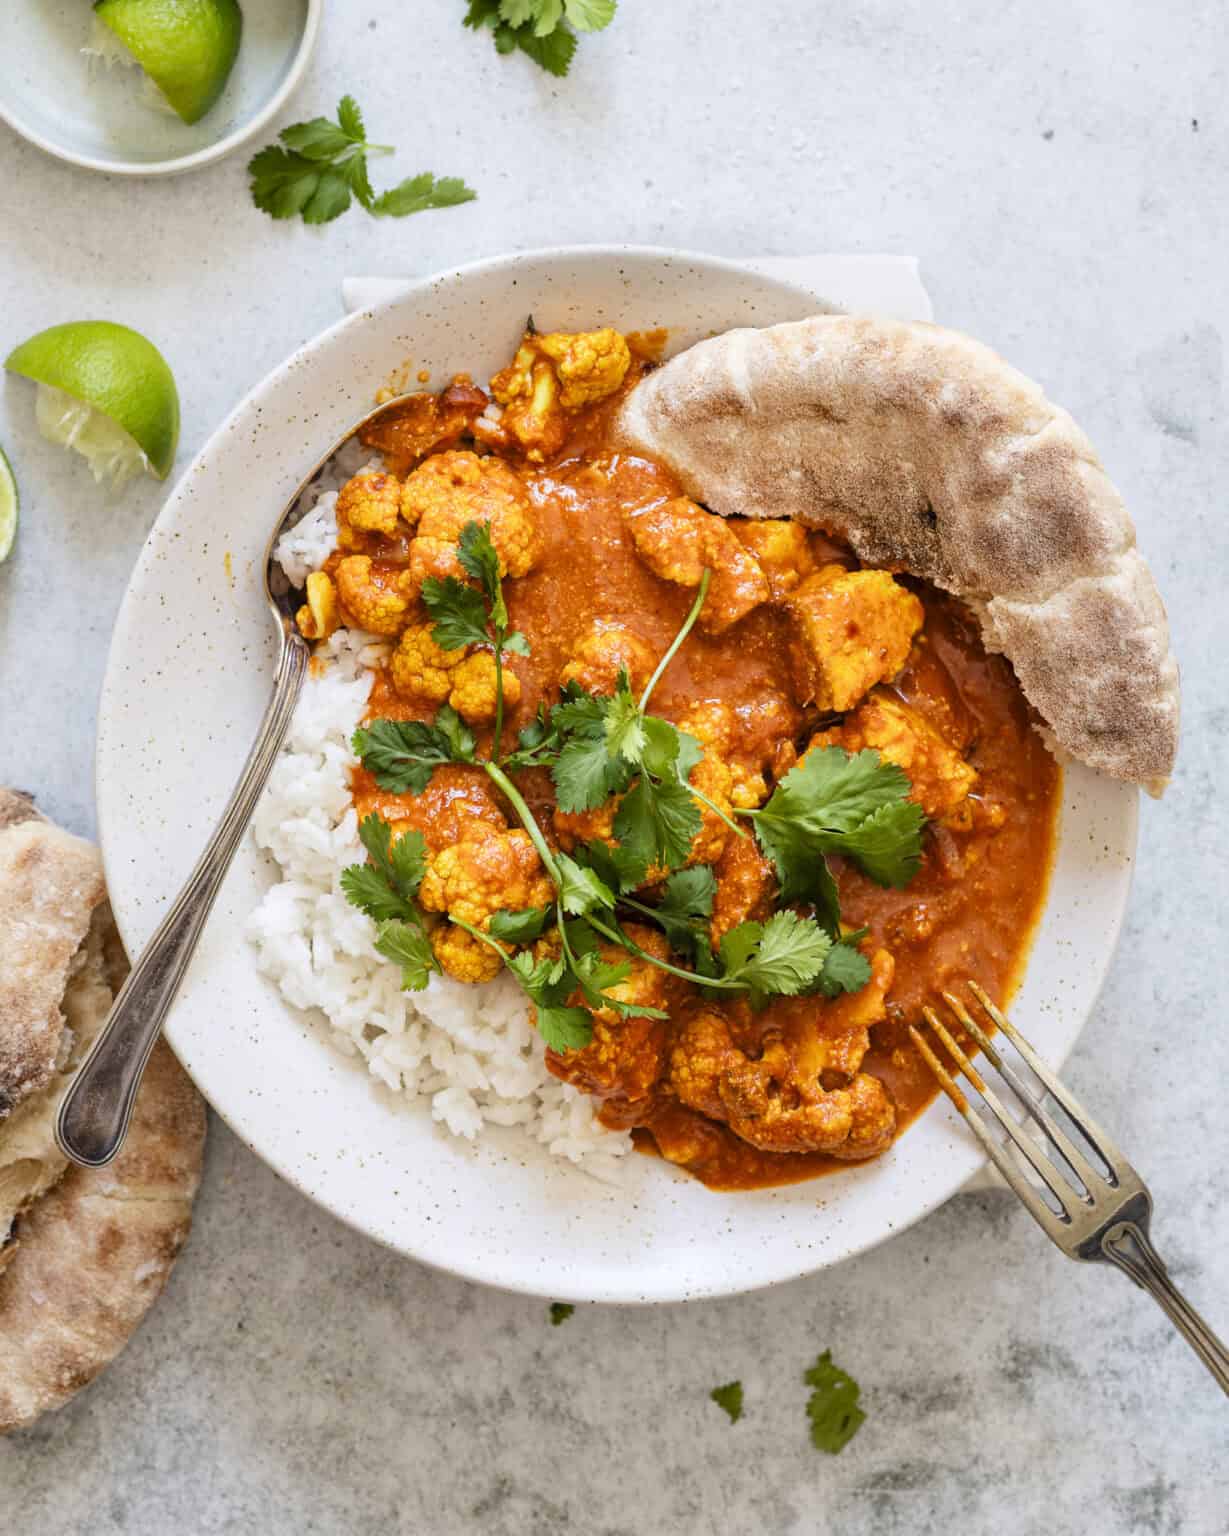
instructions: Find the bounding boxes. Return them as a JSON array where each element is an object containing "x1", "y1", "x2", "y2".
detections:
[{"x1": 302, "y1": 325, "x2": 1060, "y2": 1191}]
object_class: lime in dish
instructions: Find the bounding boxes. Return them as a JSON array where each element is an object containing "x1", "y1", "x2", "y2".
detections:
[
  {"x1": 0, "y1": 449, "x2": 17, "y2": 564},
  {"x1": 5, "y1": 322, "x2": 180, "y2": 489},
  {"x1": 86, "y1": 0, "x2": 243, "y2": 124}
]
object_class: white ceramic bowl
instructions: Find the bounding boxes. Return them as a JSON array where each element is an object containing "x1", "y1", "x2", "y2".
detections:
[
  {"x1": 0, "y1": 0, "x2": 321, "y2": 177},
  {"x1": 95, "y1": 247, "x2": 1138, "y2": 1303}
]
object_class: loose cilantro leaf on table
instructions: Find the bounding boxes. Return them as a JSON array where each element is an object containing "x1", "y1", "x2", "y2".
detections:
[
  {"x1": 804, "y1": 1351, "x2": 866, "y2": 1454},
  {"x1": 249, "y1": 95, "x2": 476, "y2": 227},
  {"x1": 549, "y1": 1302, "x2": 575, "y2": 1326},
  {"x1": 710, "y1": 1381, "x2": 744, "y2": 1424},
  {"x1": 352, "y1": 711, "x2": 474, "y2": 794},
  {"x1": 463, "y1": 0, "x2": 615, "y2": 77}
]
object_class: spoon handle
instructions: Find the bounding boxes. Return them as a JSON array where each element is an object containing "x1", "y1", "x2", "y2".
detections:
[{"x1": 57, "y1": 634, "x2": 310, "y2": 1168}]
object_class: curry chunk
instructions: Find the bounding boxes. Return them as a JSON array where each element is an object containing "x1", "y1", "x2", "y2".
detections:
[
  {"x1": 558, "y1": 621, "x2": 656, "y2": 697},
  {"x1": 670, "y1": 950, "x2": 897, "y2": 1159},
  {"x1": 729, "y1": 518, "x2": 815, "y2": 599},
  {"x1": 296, "y1": 570, "x2": 340, "y2": 641},
  {"x1": 709, "y1": 833, "x2": 777, "y2": 943},
  {"x1": 785, "y1": 566, "x2": 923, "y2": 712},
  {"x1": 491, "y1": 329, "x2": 631, "y2": 461},
  {"x1": 405, "y1": 450, "x2": 539, "y2": 587},
  {"x1": 809, "y1": 689, "x2": 977, "y2": 820},
  {"x1": 336, "y1": 470, "x2": 404, "y2": 545},
  {"x1": 545, "y1": 925, "x2": 674, "y2": 1104},
  {"x1": 677, "y1": 694, "x2": 800, "y2": 810},
  {"x1": 625, "y1": 498, "x2": 769, "y2": 634},
  {"x1": 334, "y1": 555, "x2": 416, "y2": 635},
  {"x1": 418, "y1": 817, "x2": 554, "y2": 930},
  {"x1": 431, "y1": 922, "x2": 505, "y2": 984},
  {"x1": 358, "y1": 381, "x2": 490, "y2": 477},
  {"x1": 383, "y1": 766, "x2": 506, "y2": 855}
]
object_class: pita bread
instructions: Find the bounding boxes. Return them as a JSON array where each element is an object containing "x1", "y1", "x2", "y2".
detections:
[
  {"x1": 616, "y1": 315, "x2": 1179, "y2": 793},
  {"x1": 0, "y1": 798, "x2": 206, "y2": 1434}
]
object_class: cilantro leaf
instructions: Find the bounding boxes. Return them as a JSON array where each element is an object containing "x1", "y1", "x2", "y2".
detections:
[
  {"x1": 373, "y1": 919, "x2": 437, "y2": 991},
  {"x1": 390, "y1": 827, "x2": 428, "y2": 900},
  {"x1": 353, "y1": 716, "x2": 473, "y2": 794},
  {"x1": 489, "y1": 906, "x2": 552, "y2": 944},
  {"x1": 813, "y1": 933, "x2": 874, "y2": 998},
  {"x1": 710, "y1": 1381, "x2": 743, "y2": 1424},
  {"x1": 557, "y1": 852, "x2": 617, "y2": 916},
  {"x1": 719, "y1": 912, "x2": 832, "y2": 1006},
  {"x1": 824, "y1": 799, "x2": 927, "y2": 889},
  {"x1": 456, "y1": 521, "x2": 505, "y2": 622},
  {"x1": 613, "y1": 774, "x2": 701, "y2": 874},
  {"x1": 535, "y1": 1005, "x2": 594, "y2": 1052},
  {"x1": 421, "y1": 574, "x2": 491, "y2": 651},
  {"x1": 340, "y1": 864, "x2": 411, "y2": 924},
  {"x1": 549, "y1": 1302, "x2": 575, "y2": 1326},
  {"x1": 603, "y1": 685, "x2": 647, "y2": 764},
  {"x1": 336, "y1": 94, "x2": 365, "y2": 141},
  {"x1": 552, "y1": 735, "x2": 632, "y2": 813},
  {"x1": 749, "y1": 746, "x2": 926, "y2": 909},
  {"x1": 631, "y1": 865, "x2": 719, "y2": 973},
  {"x1": 804, "y1": 1351, "x2": 866, "y2": 1454},
  {"x1": 370, "y1": 173, "x2": 478, "y2": 219},
  {"x1": 250, "y1": 95, "x2": 475, "y2": 228}
]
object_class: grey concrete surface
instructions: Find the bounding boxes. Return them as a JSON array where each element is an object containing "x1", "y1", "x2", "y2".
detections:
[{"x1": 1, "y1": 2, "x2": 1227, "y2": 1531}]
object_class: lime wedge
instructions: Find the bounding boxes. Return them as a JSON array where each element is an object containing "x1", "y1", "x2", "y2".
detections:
[
  {"x1": 6, "y1": 322, "x2": 180, "y2": 487},
  {"x1": 0, "y1": 449, "x2": 17, "y2": 563},
  {"x1": 91, "y1": 0, "x2": 243, "y2": 125}
]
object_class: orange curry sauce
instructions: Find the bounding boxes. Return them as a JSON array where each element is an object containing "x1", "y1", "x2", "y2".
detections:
[{"x1": 343, "y1": 359, "x2": 1061, "y2": 1191}]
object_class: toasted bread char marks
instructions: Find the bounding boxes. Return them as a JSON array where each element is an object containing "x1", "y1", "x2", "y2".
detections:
[
  {"x1": 0, "y1": 797, "x2": 207, "y2": 1434},
  {"x1": 615, "y1": 314, "x2": 1180, "y2": 792}
]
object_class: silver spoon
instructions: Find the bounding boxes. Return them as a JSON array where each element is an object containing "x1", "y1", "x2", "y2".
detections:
[{"x1": 56, "y1": 396, "x2": 415, "y2": 1168}]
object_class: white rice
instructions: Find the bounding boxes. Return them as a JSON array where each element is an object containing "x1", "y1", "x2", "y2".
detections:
[{"x1": 248, "y1": 467, "x2": 632, "y2": 1181}]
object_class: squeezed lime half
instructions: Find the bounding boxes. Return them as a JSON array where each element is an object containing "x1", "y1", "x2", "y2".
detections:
[
  {"x1": 92, "y1": 0, "x2": 243, "y2": 125},
  {"x1": 5, "y1": 321, "x2": 180, "y2": 487},
  {"x1": 0, "y1": 449, "x2": 17, "y2": 563}
]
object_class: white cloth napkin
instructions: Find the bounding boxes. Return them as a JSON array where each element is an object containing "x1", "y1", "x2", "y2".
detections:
[{"x1": 341, "y1": 254, "x2": 998, "y2": 1195}]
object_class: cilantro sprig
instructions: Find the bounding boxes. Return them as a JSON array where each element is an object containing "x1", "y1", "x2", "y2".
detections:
[
  {"x1": 341, "y1": 815, "x2": 438, "y2": 990},
  {"x1": 463, "y1": 0, "x2": 616, "y2": 78},
  {"x1": 249, "y1": 95, "x2": 477, "y2": 227}
]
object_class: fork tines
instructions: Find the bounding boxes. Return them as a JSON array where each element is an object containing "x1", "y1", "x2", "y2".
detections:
[{"x1": 908, "y1": 983, "x2": 1126, "y2": 1241}]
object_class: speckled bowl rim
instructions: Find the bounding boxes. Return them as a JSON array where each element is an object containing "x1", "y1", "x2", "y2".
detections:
[
  {"x1": 95, "y1": 245, "x2": 1140, "y2": 1303},
  {"x1": 0, "y1": 0, "x2": 322, "y2": 178}
]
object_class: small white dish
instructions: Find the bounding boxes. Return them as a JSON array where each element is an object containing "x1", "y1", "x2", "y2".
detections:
[
  {"x1": 0, "y1": 0, "x2": 321, "y2": 178},
  {"x1": 95, "y1": 247, "x2": 1139, "y2": 1303}
]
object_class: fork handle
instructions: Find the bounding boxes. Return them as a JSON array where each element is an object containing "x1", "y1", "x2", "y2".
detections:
[{"x1": 1102, "y1": 1222, "x2": 1229, "y2": 1395}]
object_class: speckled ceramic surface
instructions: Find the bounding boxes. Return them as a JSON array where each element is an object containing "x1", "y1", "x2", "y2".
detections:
[
  {"x1": 0, "y1": 0, "x2": 320, "y2": 177},
  {"x1": 94, "y1": 246, "x2": 1138, "y2": 1303}
]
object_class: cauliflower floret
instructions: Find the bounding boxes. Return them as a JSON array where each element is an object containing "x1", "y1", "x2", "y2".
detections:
[
  {"x1": 389, "y1": 628, "x2": 523, "y2": 725},
  {"x1": 786, "y1": 566, "x2": 924, "y2": 712},
  {"x1": 625, "y1": 498, "x2": 769, "y2": 634},
  {"x1": 405, "y1": 450, "x2": 539, "y2": 586},
  {"x1": 490, "y1": 343, "x2": 567, "y2": 460},
  {"x1": 390, "y1": 624, "x2": 465, "y2": 705},
  {"x1": 334, "y1": 555, "x2": 416, "y2": 636},
  {"x1": 431, "y1": 923, "x2": 505, "y2": 984},
  {"x1": 295, "y1": 570, "x2": 340, "y2": 641},
  {"x1": 670, "y1": 952, "x2": 897, "y2": 1159},
  {"x1": 336, "y1": 470, "x2": 405, "y2": 547},
  {"x1": 729, "y1": 518, "x2": 815, "y2": 599},
  {"x1": 808, "y1": 689, "x2": 977, "y2": 820},
  {"x1": 677, "y1": 694, "x2": 800, "y2": 810},
  {"x1": 710, "y1": 833, "x2": 777, "y2": 943},
  {"x1": 558, "y1": 621, "x2": 656, "y2": 697},
  {"x1": 418, "y1": 818, "x2": 554, "y2": 930},
  {"x1": 449, "y1": 650, "x2": 522, "y2": 724},
  {"x1": 535, "y1": 328, "x2": 631, "y2": 409}
]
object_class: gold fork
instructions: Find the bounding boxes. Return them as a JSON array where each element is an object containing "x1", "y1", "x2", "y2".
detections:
[{"x1": 910, "y1": 983, "x2": 1229, "y2": 1395}]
